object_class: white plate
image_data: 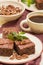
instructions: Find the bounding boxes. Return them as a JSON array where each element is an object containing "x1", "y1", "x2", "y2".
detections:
[
  {"x1": 0, "y1": 33, "x2": 42, "y2": 64},
  {"x1": 22, "y1": 3, "x2": 43, "y2": 12}
]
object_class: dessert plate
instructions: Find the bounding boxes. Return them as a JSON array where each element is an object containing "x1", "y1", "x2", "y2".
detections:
[
  {"x1": 0, "y1": 33, "x2": 42, "y2": 64},
  {"x1": 22, "y1": 3, "x2": 43, "y2": 12}
]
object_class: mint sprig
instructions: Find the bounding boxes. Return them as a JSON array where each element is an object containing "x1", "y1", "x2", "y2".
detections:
[
  {"x1": 7, "y1": 32, "x2": 28, "y2": 41},
  {"x1": 21, "y1": 0, "x2": 35, "y2": 7}
]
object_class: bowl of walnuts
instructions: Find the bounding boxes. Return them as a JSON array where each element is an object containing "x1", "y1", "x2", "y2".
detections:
[{"x1": 0, "y1": 1, "x2": 25, "y2": 26}]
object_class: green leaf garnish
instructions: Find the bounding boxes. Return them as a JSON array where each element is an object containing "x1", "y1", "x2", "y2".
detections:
[
  {"x1": 21, "y1": 0, "x2": 35, "y2": 7},
  {"x1": 7, "y1": 32, "x2": 28, "y2": 41},
  {"x1": 7, "y1": 33, "x2": 14, "y2": 40},
  {"x1": 19, "y1": 31, "x2": 25, "y2": 35}
]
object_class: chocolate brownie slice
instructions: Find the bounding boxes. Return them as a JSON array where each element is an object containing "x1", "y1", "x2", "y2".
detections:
[
  {"x1": 0, "y1": 38, "x2": 14, "y2": 56},
  {"x1": 35, "y1": 0, "x2": 43, "y2": 9},
  {"x1": 14, "y1": 39, "x2": 35, "y2": 55},
  {"x1": 2, "y1": 27, "x2": 19, "y2": 38}
]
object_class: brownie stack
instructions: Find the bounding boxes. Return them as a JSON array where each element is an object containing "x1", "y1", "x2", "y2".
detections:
[{"x1": 35, "y1": 0, "x2": 43, "y2": 9}]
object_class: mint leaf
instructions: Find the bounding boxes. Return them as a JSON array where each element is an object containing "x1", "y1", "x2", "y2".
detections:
[
  {"x1": 21, "y1": 0, "x2": 35, "y2": 7},
  {"x1": 7, "y1": 32, "x2": 28, "y2": 41},
  {"x1": 7, "y1": 33, "x2": 14, "y2": 40},
  {"x1": 19, "y1": 31, "x2": 25, "y2": 35}
]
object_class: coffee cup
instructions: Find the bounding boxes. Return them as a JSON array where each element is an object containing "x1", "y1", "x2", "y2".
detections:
[{"x1": 20, "y1": 11, "x2": 43, "y2": 33}]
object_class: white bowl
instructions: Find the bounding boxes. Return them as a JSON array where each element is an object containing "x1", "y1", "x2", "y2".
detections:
[{"x1": 0, "y1": 1, "x2": 25, "y2": 25}]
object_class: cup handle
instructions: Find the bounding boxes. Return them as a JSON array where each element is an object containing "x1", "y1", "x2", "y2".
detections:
[{"x1": 20, "y1": 19, "x2": 31, "y2": 32}]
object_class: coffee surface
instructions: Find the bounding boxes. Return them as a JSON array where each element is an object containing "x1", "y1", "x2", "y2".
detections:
[{"x1": 29, "y1": 16, "x2": 43, "y2": 23}]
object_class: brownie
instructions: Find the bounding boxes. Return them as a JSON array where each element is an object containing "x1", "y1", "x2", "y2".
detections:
[
  {"x1": 2, "y1": 27, "x2": 19, "y2": 38},
  {"x1": 14, "y1": 39, "x2": 35, "y2": 55},
  {"x1": 0, "y1": 38, "x2": 14, "y2": 56},
  {"x1": 35, "y1": 0, "x2": 43, "y2": 9}
]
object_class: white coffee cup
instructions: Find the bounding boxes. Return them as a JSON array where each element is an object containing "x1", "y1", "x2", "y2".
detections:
[{"x1": 20, "y1": 11, "x2": 43, "y2": 33}]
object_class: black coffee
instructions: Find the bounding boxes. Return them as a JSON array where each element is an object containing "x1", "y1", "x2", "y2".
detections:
[{"x1": 29, "y1": 16, "x2": 43, "y2": 23}]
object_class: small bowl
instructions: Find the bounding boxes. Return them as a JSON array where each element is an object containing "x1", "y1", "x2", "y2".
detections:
[{"x1": 0, "y1": 1, "x2": 25, "y2": 25}]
